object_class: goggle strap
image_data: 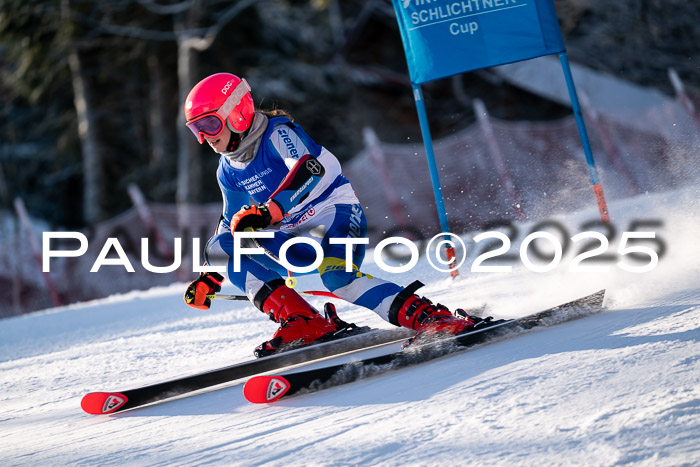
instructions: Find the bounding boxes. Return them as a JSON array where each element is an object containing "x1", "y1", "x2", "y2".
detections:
[{"x1": 216, "y1": 79, "x2": 251, "y2": 121}]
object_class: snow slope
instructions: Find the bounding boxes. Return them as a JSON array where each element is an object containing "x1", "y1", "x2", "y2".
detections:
[{"x1": 1, "y1": 186, "x2": 698, "y2": 466}]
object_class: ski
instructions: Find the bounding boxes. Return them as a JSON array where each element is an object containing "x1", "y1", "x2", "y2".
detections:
[
  {"x1": 81, "y1": 326, "x2": 414, "y2": 415},
  {"x1": 243, "y1": 290, "x2": 606, "y2": 403}
]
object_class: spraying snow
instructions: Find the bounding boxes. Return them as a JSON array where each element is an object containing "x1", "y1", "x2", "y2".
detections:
[{"x1": 0, "y1": 186, "x2": 698, "y2": 465}]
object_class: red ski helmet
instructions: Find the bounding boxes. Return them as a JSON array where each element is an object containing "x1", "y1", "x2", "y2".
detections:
[{"x1": 184, "y1": 73, "x2": 255, "y2": 143}]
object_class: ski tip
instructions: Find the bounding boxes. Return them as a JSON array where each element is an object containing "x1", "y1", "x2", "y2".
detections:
[
  {"x1": 81, "y1": 392, "x2": 128, "y2": 415},
  {"x1": 243, "y1": 376, "x2": 291, "y2": 404}
]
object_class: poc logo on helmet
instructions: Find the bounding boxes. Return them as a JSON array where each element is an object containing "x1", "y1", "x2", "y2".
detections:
[{"x1": 221, "y1": 80, "x2": 234, "y2": 94}]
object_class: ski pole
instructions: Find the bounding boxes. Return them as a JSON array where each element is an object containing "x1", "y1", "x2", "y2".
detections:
[
  {"x1": 242, "y1": 227, "x2": 297, "y2": 288},
  {"x1": 251, "y1": 236, "x2": 297, "y2": 288},
  {"x1": 211, "y1": 290, "x2": 341, "y2": 302}
]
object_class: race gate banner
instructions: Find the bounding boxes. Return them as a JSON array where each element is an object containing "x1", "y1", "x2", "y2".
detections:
[{"x1": 393, "y1": 0, "x2": 566, "y2": 84}]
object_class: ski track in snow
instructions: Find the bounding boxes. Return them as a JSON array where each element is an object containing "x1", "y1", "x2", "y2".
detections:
[{"x1": 0, "y1": 187, "x2": 699, "y2": 466}]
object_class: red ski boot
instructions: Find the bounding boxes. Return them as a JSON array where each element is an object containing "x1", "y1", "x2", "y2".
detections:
[
  {"x1": 388, "y1": 281, "x2": 478, "y2": 346},
  {"x1": 253, "y1": 280, "x2": 340, "y2": 357}
]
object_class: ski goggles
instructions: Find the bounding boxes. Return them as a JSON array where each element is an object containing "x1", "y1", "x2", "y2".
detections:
[{"x1": 186, "y1": 79, "x2": 251, "y2": 144}]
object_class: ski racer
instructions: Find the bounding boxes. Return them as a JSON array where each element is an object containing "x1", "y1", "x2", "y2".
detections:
[{"x1": 182, "y1": 72, "x2": 477, "y2": 356}]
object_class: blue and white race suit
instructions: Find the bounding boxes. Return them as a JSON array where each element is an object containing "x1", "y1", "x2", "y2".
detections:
[{"x1": 205, "y1": 116, "x2": 403, "y2": 321}]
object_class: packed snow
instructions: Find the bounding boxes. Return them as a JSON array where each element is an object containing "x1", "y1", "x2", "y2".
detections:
[{"x1": 1, "y1": 185, "x2": 698, "y2": 466}]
